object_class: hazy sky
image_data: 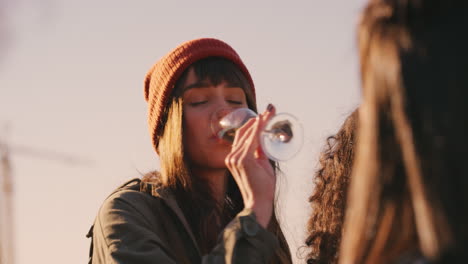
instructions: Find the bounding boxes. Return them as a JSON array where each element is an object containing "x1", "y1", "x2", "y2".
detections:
[{"x1": 1, "y1": 1, "x2": 363, "y2": 263}]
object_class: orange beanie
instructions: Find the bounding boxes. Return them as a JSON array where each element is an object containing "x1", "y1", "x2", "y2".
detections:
[{"x1": 144, "y1": 38, "x2": 255, "y2": 153}]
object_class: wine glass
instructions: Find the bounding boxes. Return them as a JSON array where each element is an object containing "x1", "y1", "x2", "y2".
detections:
[{"x1": 211, "y1": 107, "x2": 303, "y2": 161}]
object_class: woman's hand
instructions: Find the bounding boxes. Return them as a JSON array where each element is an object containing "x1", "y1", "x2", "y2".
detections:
[{"x1": 225, "y1": 104, "x2": 276, "y2": 228}]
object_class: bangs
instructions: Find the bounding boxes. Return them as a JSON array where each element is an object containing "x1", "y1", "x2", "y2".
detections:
[{"x1": 192, "y1": 57, "x2": 247, "y2": 88}]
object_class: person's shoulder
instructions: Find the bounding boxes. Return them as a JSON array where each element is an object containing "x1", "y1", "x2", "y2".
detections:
[
  {"x1": 98, "y1": 177, "x2": 166, "y2": 219},
  {"x1": 107, "y1": 178, "x2": 147, "y2": 202}
]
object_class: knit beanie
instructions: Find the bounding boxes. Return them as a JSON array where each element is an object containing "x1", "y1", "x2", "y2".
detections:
[{"x1": 144, "y1": 38, "x2": 256, "y2": 153}]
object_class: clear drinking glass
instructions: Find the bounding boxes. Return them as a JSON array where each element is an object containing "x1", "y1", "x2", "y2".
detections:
[{"x1": 211, "y1": 107, "x2": 303, "y2": 161}]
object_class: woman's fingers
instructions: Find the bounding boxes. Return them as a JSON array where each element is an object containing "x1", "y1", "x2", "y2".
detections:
[
  {"x1": 231, "y1": 117, "x2": 256, "y2": 150},
  {"x1": 226, "y1": 118, "x2": 261, "y2": 204},
  {"x1": 225, "y1": 104, "x2": 278, "y2": 218},
  {"x1": 227, "y1": 104, "x2": 277, "y2": 171},
  {"x1": 251, "y1": 104, "x2": 276, "y2": 159},
  {"x1": 233, "y1": 104, "x2": 277, "y2": 157},
  {"x1": 225, "y1": 122, "x2": 254, "y2": 198}
]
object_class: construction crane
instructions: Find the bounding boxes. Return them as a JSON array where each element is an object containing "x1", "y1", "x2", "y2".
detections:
[
  {"x1": 0, "y1": 139, "x2": 12, "y2": 264},
  {"x1": 0, "y1": 124, "x2": 94, "y2": 264}
]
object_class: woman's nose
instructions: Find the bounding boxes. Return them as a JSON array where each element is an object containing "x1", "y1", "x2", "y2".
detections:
[
  {"x1": 211, "y1": 97, "x2": 233, "y2": 113},
  {"x1": 215, "y1": 107, "x2": 233, "y2": 118},
  {"x1": 211, "y1": 107, "x2": 234, "y2": 138},
  {"x1": 211, "y1": 107, "x2": 234, "y2": 128}
]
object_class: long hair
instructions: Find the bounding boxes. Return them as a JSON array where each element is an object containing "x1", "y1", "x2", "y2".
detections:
[
  {"x1": 340, "y1": 1, "x2": 468, "y2": 263},
  {"x1": 305, "y1": 110, "x2": 357, "y2": 264},
  {"x1": 151, "y1": 57, "x2": 292, "y2": 263}
]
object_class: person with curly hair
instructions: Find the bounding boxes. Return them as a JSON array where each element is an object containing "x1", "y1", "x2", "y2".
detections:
[{"x1": 304, "y1": 110, "x2": 357, "y2": 264}]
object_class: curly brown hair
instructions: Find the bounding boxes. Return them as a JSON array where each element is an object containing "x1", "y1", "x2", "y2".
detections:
[{"x1": 305, "y1": 110, "x2": 357, "y2": 264}]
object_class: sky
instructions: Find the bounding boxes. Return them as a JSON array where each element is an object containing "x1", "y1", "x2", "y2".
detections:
[{"x1": 1, "y1": 1, "x2": 363, "y2": 263}]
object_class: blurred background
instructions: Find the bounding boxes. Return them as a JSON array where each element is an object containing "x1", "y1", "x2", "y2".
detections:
[{"x1": 0, "y1": 0, "x2": 364, "y2": 263}]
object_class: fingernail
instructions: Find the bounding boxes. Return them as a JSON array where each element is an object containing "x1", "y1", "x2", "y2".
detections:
[{"x1": 267, "y1": 103, "x2": 274, "y2": 112}]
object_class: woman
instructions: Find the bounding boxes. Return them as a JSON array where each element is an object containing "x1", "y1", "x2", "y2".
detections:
[
  {"x1": 305, "y1": 110, "x2": 357, "y2": 264},
  {"x1": 339, "y1": 0, "x2": 468, "y2": 263},
  {"x1": 88, "y1": 38, "x2": 292, "y2": 264}
]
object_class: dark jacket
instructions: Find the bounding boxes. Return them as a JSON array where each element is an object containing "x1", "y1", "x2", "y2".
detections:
[{"x1": 88, "y1": 178, "x2": 279, "y2": 264}]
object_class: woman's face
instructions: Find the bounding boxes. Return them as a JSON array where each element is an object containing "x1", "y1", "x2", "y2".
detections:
[{"x1": 182, "y1": 68, "x2": 248, "y2": 170}]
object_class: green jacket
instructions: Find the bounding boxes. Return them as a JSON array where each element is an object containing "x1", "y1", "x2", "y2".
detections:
[{"x1": 88, "y1": 178, "x2": 280, "y2": 264}]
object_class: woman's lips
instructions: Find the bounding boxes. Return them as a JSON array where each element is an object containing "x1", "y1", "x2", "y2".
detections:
[{"x1": 210, "y1": 135, "x2": 231, "y2": 146}]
